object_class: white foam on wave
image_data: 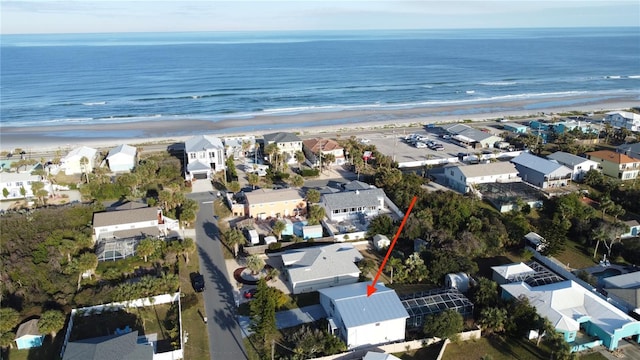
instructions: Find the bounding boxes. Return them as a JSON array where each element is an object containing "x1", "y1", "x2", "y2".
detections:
[
  {"x1": 82, "y1": 101, "x2": 107, "y2": 106},
  {"x1": 605, "y1": 75, "x2": 622, "y2": 79},
  {"x1": 480, "y1": 81, "x2": 517, "y2": 86},
  {"x1": 627, "y1": 75, "x2": 640, "y2": 79}
]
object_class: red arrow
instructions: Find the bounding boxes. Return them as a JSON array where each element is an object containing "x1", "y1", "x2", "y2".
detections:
[{"x1": 367, "y1": 196, "x2": 418, "y2": 297}]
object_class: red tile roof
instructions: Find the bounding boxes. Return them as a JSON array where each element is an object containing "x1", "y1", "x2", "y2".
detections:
[{"x1": 587, "y1": 150, "x2": 640, "y2": 164}]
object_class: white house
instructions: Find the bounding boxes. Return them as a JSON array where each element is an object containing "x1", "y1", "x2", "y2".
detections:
[
  {"x1": 501, "y1": 280, "x2": 640, "y2": 351},
  {"x1": 184, "y1": 135, "x2": 226, "y2": 180},
  {"x1": 263, "y1": 132, "x2": 303, "y2": 164},
  {"x1": 606, "y1": 111, "x2": 640, "y2": 132},
  {"x1": 319, "y1": 282, "x2": 409, "y2": 349},
  {"x1": 302, "y1": 138, "x2": 345, "y2": 167},
  {"x1": 60, "y1": 146, "x2": 97, "y2": 175},
  {"x1": 546, "y1": 151, "x2": 599, "y2": 182},
  {"x1": 444, "y1": 161, "x2": 520, "y2": 193},
  {"x1": 223, "y1": 135, "x2": 256, "y2": 159},
  {"x1": 445, "y1": 272, "x2": 472, "y2": 293},
  {"x1": 281, "y1": 243, "x2": 363, "y2": 294},
  {"x1": 0, "y1": 165, "x2": 53, "y2": 201},
  {"x1": 320, "y1": 188, "x2": 386, "y2": 222},
  {"x1": 106, "y1": 144, "x2": 137, "y2": 172}
]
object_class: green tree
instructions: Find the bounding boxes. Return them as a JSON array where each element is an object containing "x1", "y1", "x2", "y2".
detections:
[
  {"x1": 224, "y1": 228, "x2": 246, "y2": 257},
  {"x1": 76, "y1": 252, "x2": 98, "y2": 291},
  {"x1": 294, "y1": 150, "x2": 306, "y2": 169},
  {"x1": 306, "y1": 189, "x2": 321, "y2": 204},
  {"x1": 0, "y1": 308, "x2": 20, "y2": 335},
  {"x1": 272, "y1": 220, "x2": 286, "y2": 240},
  {"x1": 38, "y1": 310, "x2": 66, "y2": 341},
  {"x1": 2, "y1": 188, "x2": 9, "y2": 199},
  {"x1": 357, "y1": 258, "x2": 377, "y2": 279},
  {"x1": 19, "y1": 186, "x2": 27, "y2": 202},
  {"x1": 137, "y1": 238, "x2": 156, "y2": 263},
  {"x1": 182, "y1": 237, "x2": 196, "y2": 264},
  {"x1": 290, "y1": 174, "x2": 304, "y2": 188},
  {"x1": 479, "y1": 307, "x2": 507, "y2": 335},
  {"x1": 246, "y1": 254, "x2": 265, "y2": 275},
  {"x1": 470, "y1": 277, "x2": 499, "y2": 308},
  {"x1": 178, "y1": 198, "x2": 199, "y2": 227},
  {"x1": 247, "y1": 173, "x2": 260, "y2": 190},
  {"x1": 80, "y1": 156, "x2": 90, "y2": 183},
  {"x1": 228, "y1": 180, "x2": 241, "y2": 194},
  {"x1": 423, "y1": 309, "x2": 463, "y2": 339},
  {"x1": 249, "y1": 278, "x2": 277, "y2": 345},
  {"x1": 385, "y1": 256, "x2": 406, "y2": 284},
  {"x1": 366, "y1": 214, "x2": 395, "y2": 238},
  {"x1": 31, "y1": 181, "x2": 49, "y2": 205},
  {"x1": 307, "y1": 205, "x2": 325, "y2": 225}
]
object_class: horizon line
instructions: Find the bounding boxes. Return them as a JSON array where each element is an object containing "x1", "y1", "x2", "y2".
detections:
[{"x1": 1, "y1": 25, "x2": 636, "y2": 37}]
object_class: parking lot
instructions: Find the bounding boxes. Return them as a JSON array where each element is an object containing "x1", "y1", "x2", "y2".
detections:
[{"x1": 358, "y1": 128, "x2": 472, "y2": 168}]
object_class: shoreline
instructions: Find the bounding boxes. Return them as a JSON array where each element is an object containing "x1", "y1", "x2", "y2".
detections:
[{"x1": 1, "y1": 95, "x2": 637, "y2": 152}]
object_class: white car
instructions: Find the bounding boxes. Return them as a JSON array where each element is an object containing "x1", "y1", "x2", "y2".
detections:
[
  {"x1": 415, "y1": 142, "x2": 428, "y2": 148},
  {"x1": 359, "y1": 138, "x2": 371, "y2": 144}
]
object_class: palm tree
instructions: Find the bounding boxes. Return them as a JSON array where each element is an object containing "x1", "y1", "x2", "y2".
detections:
[
  {"x1": 76, "y1": 253, "x2": 98, "y2": 291},
  {"x1": 224, "y1": 229, "x2": 246, "y2": 257},
  {"x1": 247, "y1": 173, "x2": 260, "y2": 190},
  {"x1": 38, "y1": 310, "x2": 66, "y2": 342},
  {"x1": 289, "y1": 174, "x2": 304, "y2": 188},
  {"x1": 272, "y1": 220, "x2": 286, "y2": 240},
  {"x1": 136, "y1": 238, "x2": 156, "y2": 263},
  {"x1": 182, "y1": 238, "x2": 196, "y2": 264},
  {"x1": 79, "y1": 156, "x2": 90, "y2": 183},
  {"x1": 228, "y1": 180, "x2": 241, "y2": 193},
  {"x1": 246, "y1": 254, "x2": 265, "y2": 275}
]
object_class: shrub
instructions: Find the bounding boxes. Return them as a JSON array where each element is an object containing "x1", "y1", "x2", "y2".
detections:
[{"x1": 301, "y1": 168, "x2": 320, "y2": 177}]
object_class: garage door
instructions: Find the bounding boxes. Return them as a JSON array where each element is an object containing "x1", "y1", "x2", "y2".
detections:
[{"x1": 193, "y1": 173, "x2": 208, "y2": 180}]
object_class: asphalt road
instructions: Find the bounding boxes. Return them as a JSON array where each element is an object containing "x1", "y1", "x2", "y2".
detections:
[{"x1": 188, "y1": 191, "x2": 249, "y2": 360}]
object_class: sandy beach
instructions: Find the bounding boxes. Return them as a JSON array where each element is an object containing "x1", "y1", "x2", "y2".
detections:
[{"x1": 1, "y1": 94, "x2": 637, "y2": 153}]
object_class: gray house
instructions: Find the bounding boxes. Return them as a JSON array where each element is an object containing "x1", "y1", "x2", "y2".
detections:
[
  {"x1": 547, "y1": 151, "x2": 599, "y2": 182},
  {"x1": 263, "y1": 132, "x2": 303, "y2": 164},
  {"x1": 62, "y1": 331, "x2": 153, "y2": 360},
  {"x1": 511, "y1": 152, "x2": 572, "y2": 189},
  {"x1": 320, "y1": 188, "x2": 386, "y2": 222}
]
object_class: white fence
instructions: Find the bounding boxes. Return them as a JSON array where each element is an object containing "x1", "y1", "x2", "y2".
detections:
[
  {"x1": 310, "y1": 328, "x2": 481, "y2": 360},
  {"x1": 60, "y1": 292, "x2": 183, "y2": 360}
]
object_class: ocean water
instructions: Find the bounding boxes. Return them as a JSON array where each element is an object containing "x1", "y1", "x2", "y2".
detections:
[{"x1": 1, "y1": 28, "x2": 639, "y2": 128}]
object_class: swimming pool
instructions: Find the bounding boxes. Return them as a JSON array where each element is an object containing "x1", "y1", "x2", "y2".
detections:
[{"x1": 591, "y1": 268, "x2": 622, "y2": 280}]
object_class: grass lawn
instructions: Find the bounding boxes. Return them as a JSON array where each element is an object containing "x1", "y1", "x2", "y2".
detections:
[
  {"x1": 442, "y1": 336, "x2": 551, "y2": 360},
  {"x1": 179, "y1": 256, "x2": 211, "y2": 360},
  {"x1": 555, "y1": 240, "x2": 598, "y2": 270}
]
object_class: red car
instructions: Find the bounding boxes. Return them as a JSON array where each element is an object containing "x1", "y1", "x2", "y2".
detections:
[{"x1": 243, "y1": 288, "x2": 257, "y2": 299}]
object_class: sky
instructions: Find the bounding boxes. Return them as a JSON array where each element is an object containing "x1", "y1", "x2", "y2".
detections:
[{"x1": 1, "y1": 0, "x2": 639, "y2": 35}]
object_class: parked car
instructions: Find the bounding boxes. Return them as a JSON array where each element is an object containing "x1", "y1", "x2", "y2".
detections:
[
  {"x1": 415, "y1": 142, "x2": 428, "y2": 149},
  {"x1": 359, "y1": 138, "x2": 371, "y2": 144},
  {"x1": 243, "y1": 288, "x2": 258, "y2": 299},
  {"x1": 191, "y1": 272, "x2": 205, "y2": 292}
]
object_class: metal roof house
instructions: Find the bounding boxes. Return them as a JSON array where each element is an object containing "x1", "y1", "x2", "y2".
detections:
[
  {"x1": 547, "y1": 151, "x2": 599, "y2": 182},
  {"x1": 319, "y1": 282, "x2": 408, "y2": 349},
  {"x1": 106, "y1": 144, "x2": 137, "y2": 173},
  {"x1": 14, "y1": 319, "x2": 44, "y2": 350},
  {"x1": 501, "y1": 280, "x2": 640, "y2": 352},
  {"x1": 281, "y1": 243, "x2": 363, "y2": 294},
  {"x1": 442, "y1": 123, "x2": 503, "y2": 149},
  {"x1": 444, "y1": 161, "x2": 520, "y2": 193},
  {"x1": 184, "y1": 135, "x2": 226, "y2": 181},
  {"x1": 511, "y1": 152, "x2": 572, "y2": 189}
]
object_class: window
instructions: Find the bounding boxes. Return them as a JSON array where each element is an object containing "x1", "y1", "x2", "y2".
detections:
[
  {"x1": 190, "y1": 153, "x2": 196, "y2": 159},
  {"x1": 209, "y1": 152, "x2": 215, "y2": 158}
]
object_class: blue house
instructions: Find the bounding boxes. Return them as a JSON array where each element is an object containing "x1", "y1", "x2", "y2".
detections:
[
  {"x1": 501, "y1": 280, "x2": 640, "y2": 352},
  {"x1": 511, "y1": 152, "x2": 573, "y2": 189},
  {"x1": 14, "y1": 319, "x2": 44, "y2": 350},
  {"x1": 503, "y1": 123, "x2": 528, "y2": 134}
]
